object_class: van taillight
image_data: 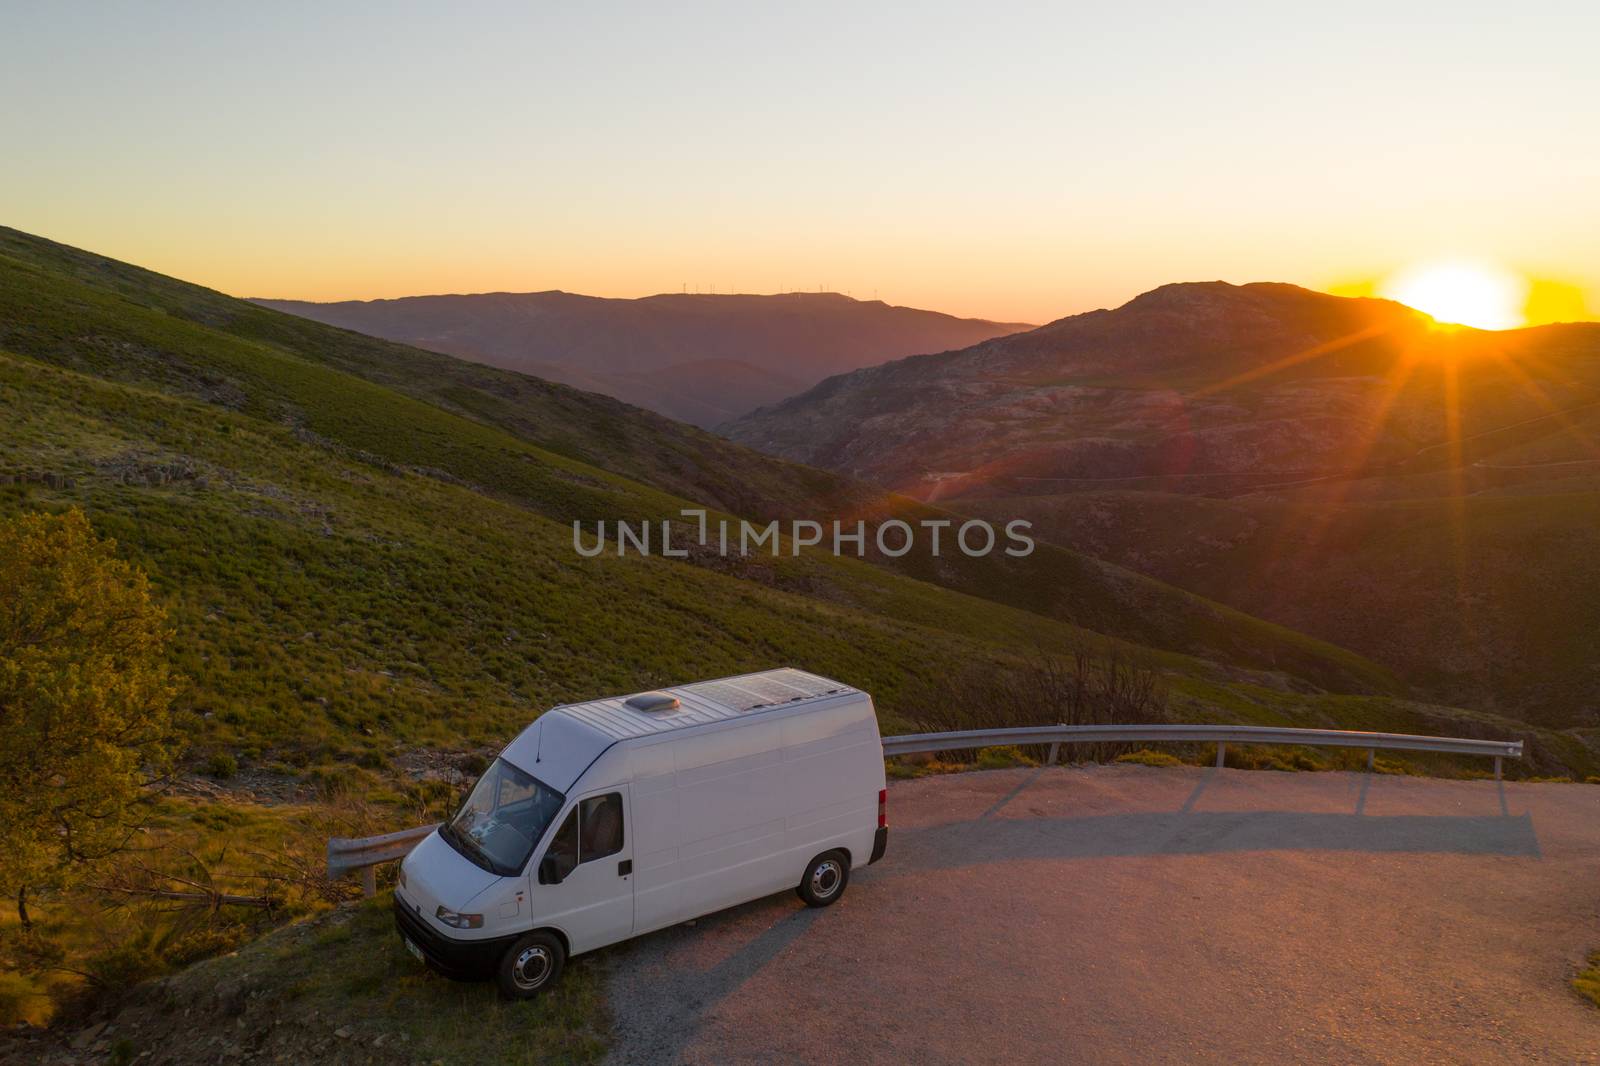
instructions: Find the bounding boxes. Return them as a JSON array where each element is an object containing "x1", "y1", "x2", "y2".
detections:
[{"x1": 877, "y1": 788, "x2": 887, "y2": 829}]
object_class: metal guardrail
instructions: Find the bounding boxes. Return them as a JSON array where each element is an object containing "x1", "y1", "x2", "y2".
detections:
[
  {"x1": 327, "y1": 822, "x2": 438, "y2": 897},
  {"x1": 325, "y1": 724, "x2": 1523, "y2": 893},
  {"x1": 883, "y1": 723, "x2": 1523, "y2": 772}
]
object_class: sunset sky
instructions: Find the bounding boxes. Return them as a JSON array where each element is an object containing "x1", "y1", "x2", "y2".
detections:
[{"x1": 3, "y1": 1, "x2": 1595, "y2": 325}]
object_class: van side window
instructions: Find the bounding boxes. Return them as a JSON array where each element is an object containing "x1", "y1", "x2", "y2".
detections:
[
  {"x1": 578, "y1": 793, "x2": 623, "y2": 863},
  {"x1": 545, "y1": 808, "x2": 579, "y2": 881}
]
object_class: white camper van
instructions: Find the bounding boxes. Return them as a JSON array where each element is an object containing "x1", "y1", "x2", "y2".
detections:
[{"x1": 393, "y1": 668, "x2": 887, "y2": 998}]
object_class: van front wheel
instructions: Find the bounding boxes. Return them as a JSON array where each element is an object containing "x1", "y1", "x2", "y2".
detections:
[
  {"x1": 797, "y1": 850, "x2": 850, "y2": 907},
  {"x1": 496, "y1": 931, "x2": 565, "y2": 1000}
]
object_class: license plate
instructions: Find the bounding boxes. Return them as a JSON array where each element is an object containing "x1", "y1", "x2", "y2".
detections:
[{"x1": 403, "y1": 936, "x2": 424, "y2": 963}]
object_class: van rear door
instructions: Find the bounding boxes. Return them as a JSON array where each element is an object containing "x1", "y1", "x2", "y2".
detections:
[{"x1": 532, "y1": 783, "x2": 635, "y2": 953}]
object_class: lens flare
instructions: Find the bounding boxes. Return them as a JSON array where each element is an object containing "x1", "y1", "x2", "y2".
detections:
[{"x1": 1379, "y1": 261, "x2": 1528, "y2": 330}]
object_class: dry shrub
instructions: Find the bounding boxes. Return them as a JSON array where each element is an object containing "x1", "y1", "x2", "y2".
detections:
[{"x1": 905, "y1": 645, "x2": 1170, "y2": 763}]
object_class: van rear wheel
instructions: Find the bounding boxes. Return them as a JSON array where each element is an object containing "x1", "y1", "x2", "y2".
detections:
[
  {"x1": 496, "y1": 930, "x2": 565, "y2": 1000},
  {"x1": 797, "y1": 850, "x2": 849, "y2": 907}
]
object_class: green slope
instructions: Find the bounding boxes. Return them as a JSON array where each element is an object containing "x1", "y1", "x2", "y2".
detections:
[
  {"x1": 964, "y1": 487, "x2": 1600, "y2": 731},
  {"x1": 0, "y1": 225, "x2": 1397, "y2": 697},
  {"x1": 3, "y1": 344, "x2": 1081, "y2": 759}
]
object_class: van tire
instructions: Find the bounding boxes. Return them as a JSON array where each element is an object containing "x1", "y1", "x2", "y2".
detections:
[
  {"x1": 797, "y1": 850, "x2": 850, "y2": 907},
  {"x1": 496, "y1": 931, "x2": 565, "y2": 1000}
]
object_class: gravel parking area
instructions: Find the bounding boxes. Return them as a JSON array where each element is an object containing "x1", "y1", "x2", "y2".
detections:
[{"x1": 602, "y1": 764, "x2": 1600, "y2": 1064}]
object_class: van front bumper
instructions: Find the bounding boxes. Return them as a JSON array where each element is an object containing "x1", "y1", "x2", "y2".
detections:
[{"x1": 393, "y1": 894, "x2": 516, "y2": 980}]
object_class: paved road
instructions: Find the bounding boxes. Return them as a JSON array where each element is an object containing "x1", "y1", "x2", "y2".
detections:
[{"x1": 601, "y1": 765, "x2": 1600, "y2": 1064}]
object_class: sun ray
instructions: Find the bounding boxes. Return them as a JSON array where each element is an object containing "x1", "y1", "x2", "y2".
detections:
[
  {"x1": 1439, "y1": 358, "x2": 1482, "y2": 656},
  {"x1": 1191, "y1": 324, "x2": 1395, "y2": 399},
  {"x1": 1478, "y1": 342, "x2": 1600, "y2": 461},
  {"x1": 1246, "y1": 345, "x2": 1426, "y2": 589}
]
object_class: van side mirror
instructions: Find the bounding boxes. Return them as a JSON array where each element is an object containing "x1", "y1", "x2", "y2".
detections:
[{"x1": 538, "y1": 855, "x2": 563, "y2": 885}]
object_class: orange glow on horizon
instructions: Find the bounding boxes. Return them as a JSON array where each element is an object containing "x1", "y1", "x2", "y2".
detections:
[
  {"x1": 1332, "y1": 266, "x2": 1590, "y2": 331},
  {"x1": 1380, "y1": 262, "x2": 1528, "y2": 330}
]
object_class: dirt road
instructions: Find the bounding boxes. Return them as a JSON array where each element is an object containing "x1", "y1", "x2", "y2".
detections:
[{"x1": 602, "y1": 764, "x2": 1600, "y2": 1064}]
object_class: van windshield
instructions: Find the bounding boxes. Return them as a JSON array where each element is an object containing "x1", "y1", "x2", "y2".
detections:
[{"x1": 440, "y1": 759, "x2": 564, "y2": 877}]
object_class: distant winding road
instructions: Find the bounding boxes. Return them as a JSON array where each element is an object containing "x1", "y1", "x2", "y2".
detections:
[{"x1": 601, "y1": 765, "x2": 1600, "y2": 1064}]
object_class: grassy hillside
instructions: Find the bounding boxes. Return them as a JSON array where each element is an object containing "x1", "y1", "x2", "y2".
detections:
[
  {"x1": 963, "y1": 486, "x2": 1600, "y2": 729},
  {"x1": 0, "y1": 225, "x2": 1405, "y2": 709},
  {"x1": 83, "y1": 895, "x2": 611, "y2": 1064}
]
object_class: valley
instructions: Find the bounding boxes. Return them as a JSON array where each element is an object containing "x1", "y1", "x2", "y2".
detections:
[{"x1": 727, "y1": 281, "x2": 1600, "y2": 730}]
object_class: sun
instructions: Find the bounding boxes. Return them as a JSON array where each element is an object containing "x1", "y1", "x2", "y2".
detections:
[{"x1": 1379, "y1": 261, "x2": 1528, "y2": 330}]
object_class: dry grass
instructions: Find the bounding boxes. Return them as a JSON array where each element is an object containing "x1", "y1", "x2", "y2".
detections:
[{"x1": 1575, "y1": 951, "x2": 1600, "y2": 1010}]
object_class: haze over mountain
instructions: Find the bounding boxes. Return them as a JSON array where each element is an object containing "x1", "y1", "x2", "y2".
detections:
[
  {"x1": 726, "y1": 282, "x2": 1600, "y2": 728},
  {"x1": 253, "y1": 290, "x2": 1030, "y2": 427}
]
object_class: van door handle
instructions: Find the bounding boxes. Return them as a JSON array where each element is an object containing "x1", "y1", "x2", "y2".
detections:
[{"x1": 618, "y1": 860, "x2": 632, "y2": 877}]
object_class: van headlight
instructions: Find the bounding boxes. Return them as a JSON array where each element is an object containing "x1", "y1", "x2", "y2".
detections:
[{"x1": 435, "y1": 906, "x2": 483, "y2": 929}]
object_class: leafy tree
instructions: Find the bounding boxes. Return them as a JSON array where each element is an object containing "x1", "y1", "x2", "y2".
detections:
[{"x1": 0, "y1": 509, "x2": 180, "y2": 928}]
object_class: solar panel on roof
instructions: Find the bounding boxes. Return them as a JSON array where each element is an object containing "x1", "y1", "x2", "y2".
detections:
[
  {"x1": 681, "y1": 669, "x2": 845, "y2": 712},
  {"x1": 551, "y1": 669, "x2": 857, "y2": 741}
]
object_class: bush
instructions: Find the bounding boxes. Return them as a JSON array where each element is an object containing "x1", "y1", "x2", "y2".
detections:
[
  {"x1": 304, "y1": 763, "x2": 367, "y2": 798},
  {"x1": 160, "y1": 925, "x2": 253, "y2": 968},
  {"x1": 905, "y1": 645, "x2": 1170, "y2": 763},
  {"x1": 1116, "y1": 749, "x2": 1183, "y2": 768},
  {"x1": 206, "y1": 753, "x2": 238, "y2": 779},
  {"x1": 1219, "y1": 746, "x2": 1342, "y2": 773},
  {"x1": 1576, "y1": 951, "x2": 1600, "y2": 1009},
  {"x1": 353, "y1": 749, "x2": 389, "y2": 771},
  {"x1": 84, "y1": 936, "x2": 166, "y2": 991},
  {"x1": 975, "y1": 746, "x2": 1034, "y2": 770},
  {"x1": 0, "y1": 970, "x2": 51, "y2": 1027},
  {"x1": 406, "y1": 778, "x2": 460, "y2": 815}
]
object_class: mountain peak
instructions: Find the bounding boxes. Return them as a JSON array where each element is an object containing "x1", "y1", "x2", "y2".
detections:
[
  {"x1": 1116, "y1": 280, "x2": 1423, "y2": 325},
  {"x1": 1122, "y1": 280, "x2": 1248, "y2": 310}
]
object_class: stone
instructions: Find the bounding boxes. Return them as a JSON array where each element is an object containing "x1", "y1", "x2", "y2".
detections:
[{"x1": 70, "y1": 1022, "x2": 107, "y2": 1050}]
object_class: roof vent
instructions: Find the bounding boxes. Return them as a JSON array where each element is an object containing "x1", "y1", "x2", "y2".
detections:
[{"x1": 625, "y1": 691, "x2": 681, "y2": 713}]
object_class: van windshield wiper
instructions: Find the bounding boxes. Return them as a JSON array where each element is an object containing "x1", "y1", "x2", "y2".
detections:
[{"x1": 441, "y1": 820, "x2": 498, "y2": 873}]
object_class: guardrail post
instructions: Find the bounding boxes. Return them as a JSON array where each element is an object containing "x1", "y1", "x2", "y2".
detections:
[
  {"x1": 361, "y1": 865, "x2": 376, "y2": 898},
  {"x1": 1047, "y1": 742, "x2": 1060, "y2": 766},
  {"x1": 1215, "y1": 742, "x2": 1226, "y2": 768},
  {"x1": 1367, "y1": 749, "x2": 1375, "y2": 772},
  {"x1": 1494, "y1": 756, "x2": 1502, "y2": 781}
]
